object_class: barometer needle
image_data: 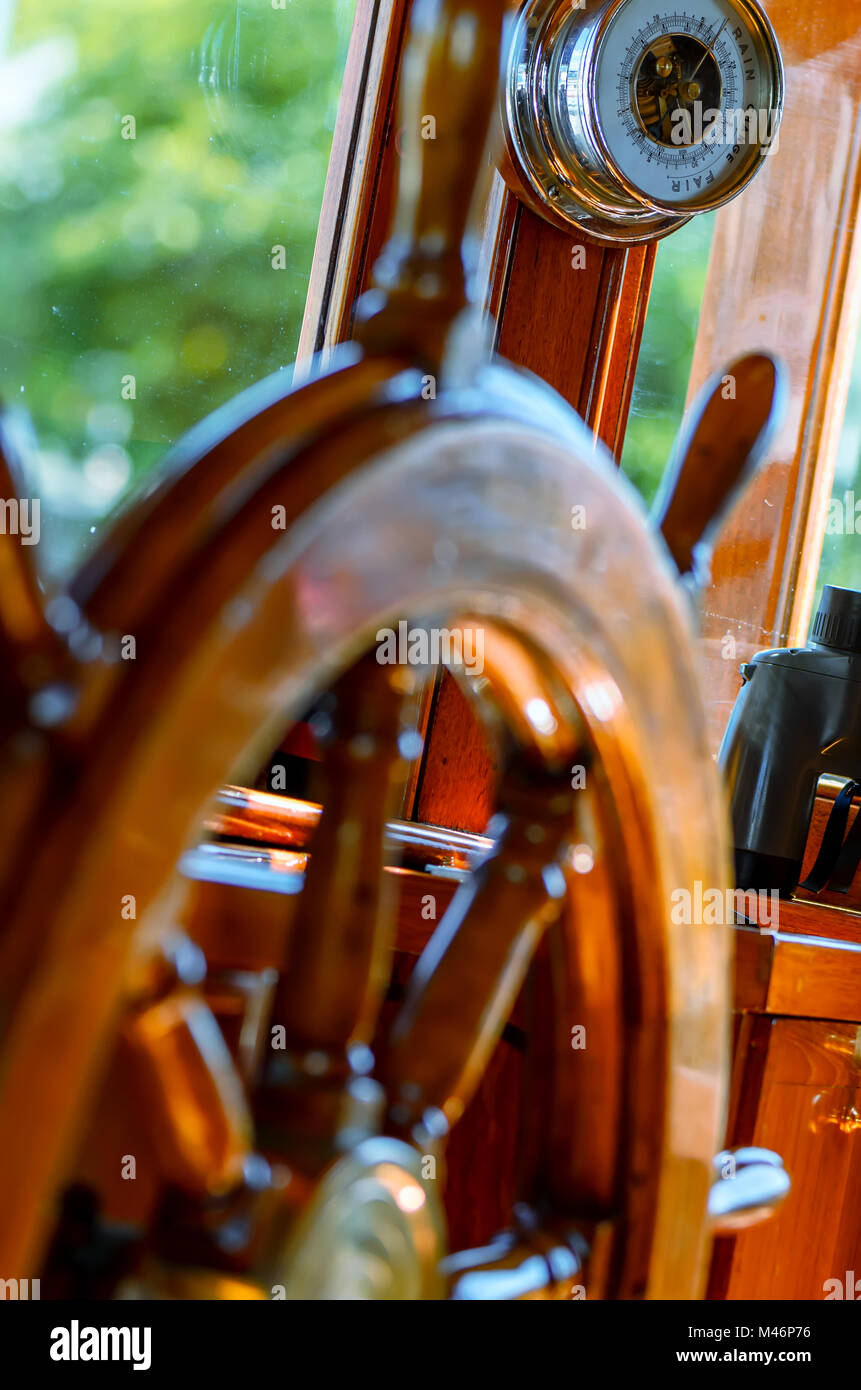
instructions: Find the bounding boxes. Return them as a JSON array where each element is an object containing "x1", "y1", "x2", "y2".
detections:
[{"x1": 690, "y1": 17, "x2": 729, "y2": 82}]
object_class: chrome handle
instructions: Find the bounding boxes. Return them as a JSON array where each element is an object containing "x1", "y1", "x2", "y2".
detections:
[{"x1": 709, "y1": 1147, "x2": 790, "y2": 1234}]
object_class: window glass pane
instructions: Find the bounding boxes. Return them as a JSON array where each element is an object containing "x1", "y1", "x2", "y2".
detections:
[
  {"x1": 620, "y1": 212, "x2": 717, "y2": 507},
  {"x1": 0, "y1": 0, "x2": 355, "y2": 577},
  {"x1": 811, "y1": 326, "x2": 861, "y2": 608}
]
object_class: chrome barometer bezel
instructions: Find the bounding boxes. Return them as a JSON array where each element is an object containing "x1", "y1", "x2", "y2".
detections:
[{"x1": 503, "y1": 0, "x2": 785, "y2": 244}]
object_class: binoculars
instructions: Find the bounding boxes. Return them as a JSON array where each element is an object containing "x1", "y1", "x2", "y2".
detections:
[{"x1": 721, "y1": 585, "x2": 861, "y2": 896}]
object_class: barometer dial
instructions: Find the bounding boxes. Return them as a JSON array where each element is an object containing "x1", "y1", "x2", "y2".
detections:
[{"x1": 503, "y1": 0, "x2": 785, "y2": 243}]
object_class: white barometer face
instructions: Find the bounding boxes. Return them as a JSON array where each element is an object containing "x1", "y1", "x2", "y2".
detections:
[
  {"x1": 591, "y1": 0, "x2": 779, "y2": 206},
  {"x1": 504, "y1": 0, "x2": 784, "y2": 242}
]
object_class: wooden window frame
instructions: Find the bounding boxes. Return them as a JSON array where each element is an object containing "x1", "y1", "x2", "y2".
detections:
[
  {"x1": 685, "y1": 2, "x2": 861, "y2": 750},
  {"x1": 297, "y1": 1, "x2": 655, "y2": 455},
  {"x1": 297, "y1": 0, "x2": 861, "y2": 822}
]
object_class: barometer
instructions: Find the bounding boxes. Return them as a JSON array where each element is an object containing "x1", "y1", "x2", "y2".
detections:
[{"x1": 503, "y1": 0, "x2": 784, "y2": 242}]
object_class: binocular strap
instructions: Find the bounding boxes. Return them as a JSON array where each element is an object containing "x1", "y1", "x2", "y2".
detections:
[{"x1": 799, "y1": 779, "x2": 861, "y2": 895}]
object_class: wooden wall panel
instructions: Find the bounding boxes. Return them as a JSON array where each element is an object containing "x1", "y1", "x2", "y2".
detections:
[
  {"x1": 774, "y1": 897, "x2": 861, "y2": 949},
  {"x1": 494, "y1": 204, "x2": 657, "y2": 452},
  {"x1": 413, "y1": 673, "x2": 497, "y2": 832},
  {"x1": 714, "y1": 1018, "x2": 861, "y2": 1301},
  {"x1": 767, "y1": 939, "x2": 861, "y2": 1022}
]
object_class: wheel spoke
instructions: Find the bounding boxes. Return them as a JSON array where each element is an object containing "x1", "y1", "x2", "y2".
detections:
[
  {"x1": 254, "y1": 654, "x2": 421, "y2": 1168},
  {"x1": 382, "y1": 752, "x2": 576, "y2": 1137}
]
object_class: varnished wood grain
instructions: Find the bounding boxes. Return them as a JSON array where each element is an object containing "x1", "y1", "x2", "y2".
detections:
[
  {"x1": 261, "y1": 657, "x2": 408, "y2": 1057},
  {"x1": 440, "y1": 1028, "x2": 526, "y2": 1252},
  {"x1": 296, "y1": 0, "x2": 411, "y2": 370},
  {"x1": 496, "y1": 212, "x2": 657, "y2": 453},
  {"x1": 716, "y1": 1019, "x2": 861, "y2": 1300},
  {"x1": 767, "y1": 939, "x2": 861, "y2": 1023},
  {"x1": 708, "y1": 1013, "x2": 775, "y2": 1299},
  {"x1": 693, "y1": 0, "x2": 861, "y2": 753},
  {"x1": 414, "y1": 674, "x2": 497, "y2": 832},
  {"x1": 417, "y1": 218, "x2": 657, "y2": 836},
  {"x1": 382, "y1": 754, "x2": 576, "y2": 1131},
  {"x1": 353, "y1": 0, "x2": 507, "y2": 367},
  {"x1": 731, "y1": 899, "x2": 861, "y2": 1025},
  {"x1": 295, "y1": 0, "x2": 660, "y2": 848},
  {"x1": 0, "y1": 0, "x2": 730, "y2": 1300},
  {"x1": 732, "y1": 928, "x2": 774, "y2": 1013},
  {"x1": 655, "y1": 355, "x2": 782, "y2": 580},
  {"x1": 777, "y1": 896, "x2": 861, "y2": 946},
  {"x1": 183, "y1": 865, "x2": 457, "y2": 971}
]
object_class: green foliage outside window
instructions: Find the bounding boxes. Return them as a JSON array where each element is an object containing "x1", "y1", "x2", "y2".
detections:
[
  {"x1": 6, "y1": 0, "x2": 855, "y2": 605},
  {"x1": 0, "y1": 0, "x2": 353, "y2": 575},
  {"x1": 812, "y1": 335, "x2": 861, "y2": 607},
  {"x1": 620, "y1": 212, "x2": 717, "y2": 508}
]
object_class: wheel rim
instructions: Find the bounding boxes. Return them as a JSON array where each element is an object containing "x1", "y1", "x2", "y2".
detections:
[{"x1": 0, "y1": 373, "x2": 730, "y2": 1296}]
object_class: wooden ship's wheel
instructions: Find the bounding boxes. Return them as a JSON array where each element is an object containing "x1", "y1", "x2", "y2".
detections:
[{"x1": 0, "y1": 0, "x2": 775, "y2": 1300}]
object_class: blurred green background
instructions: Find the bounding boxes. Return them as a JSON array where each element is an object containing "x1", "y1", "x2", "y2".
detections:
[
  {"x1": 2, "y1": 0, "x2": 858, "y2": 606},
  {"x1": 619, "y1": 211, "x2": 715, "y2": 505},
  {"x1": 0, "y1": 0, "x2": 354, "y2": 575},
  {"x1": 810, "y1": 334, "x2": 861, "y2": 607}
]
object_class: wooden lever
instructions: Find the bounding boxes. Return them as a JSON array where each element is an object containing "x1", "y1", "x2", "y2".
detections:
[
  {"x1": 653, "y1": 352, "x2": 785, "y2": 585},
  {"x1": 354, "y1": 0, "x2": 505, "y2": 365}
]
